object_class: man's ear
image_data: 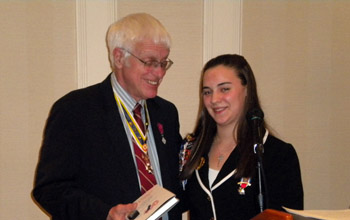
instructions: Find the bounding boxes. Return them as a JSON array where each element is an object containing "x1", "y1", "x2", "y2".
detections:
[{"x1": 113, "y1": 48, "x2": 124, "y2": 69}]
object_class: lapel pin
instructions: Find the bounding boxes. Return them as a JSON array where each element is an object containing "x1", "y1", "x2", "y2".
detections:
[
  {"x1": 157, "y1": 123, "x2": 166, "y2": 144},
  {"x1": 237, "y1": 177, "x2": 251, "y2": 195}
]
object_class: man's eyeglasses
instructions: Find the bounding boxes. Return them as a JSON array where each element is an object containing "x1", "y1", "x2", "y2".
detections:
[{"x1": 122, "y1": 49, "x2": 173, "y2": 70}]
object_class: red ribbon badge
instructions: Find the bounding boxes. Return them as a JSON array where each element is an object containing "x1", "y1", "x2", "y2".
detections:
[
  {"x1": 157, "y1": 123, "x2": 166, "y2": 144},
  {"x1": 237, "y1": 177, "x2": 251, "y2": 195}
]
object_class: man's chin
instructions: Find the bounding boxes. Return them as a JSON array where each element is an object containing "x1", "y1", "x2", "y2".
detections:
[{"x1": 143, "y1": 90, "x2": 158, "y2": 100}]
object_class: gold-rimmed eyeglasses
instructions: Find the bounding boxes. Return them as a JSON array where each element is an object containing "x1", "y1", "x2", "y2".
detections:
[{"x1": 122, "y1": 48, "x2": 173, "y2": 70}]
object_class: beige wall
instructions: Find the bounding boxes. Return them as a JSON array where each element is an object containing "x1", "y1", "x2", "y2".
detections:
[
  {"x1": 242, "y1": 1, "x2": 350, "y2": 209},
  {"x1": 0, "y1": 1, "x2": 77, "y2": 219},
  {"x1": 0, "y1": 0, "x2": 349, "y2": 219}
]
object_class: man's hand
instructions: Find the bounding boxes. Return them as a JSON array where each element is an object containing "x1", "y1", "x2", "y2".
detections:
[{"x1": 107, "y1": 203, "x2": 138, "y2": 220}]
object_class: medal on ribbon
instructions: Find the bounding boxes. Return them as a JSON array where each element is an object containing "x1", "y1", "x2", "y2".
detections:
[
  {"x1": 114, "y1": 94, "x2": 153, "y2": 173},
  {"x1": 157, "y1": 123, "x2": 166, "y2": 144},
  {"x1": 237, "y1": 177, "x2": 251, "y2": 195}
]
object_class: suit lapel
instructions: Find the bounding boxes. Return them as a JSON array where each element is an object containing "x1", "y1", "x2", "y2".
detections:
[
  {"x1": 147, "y1": 99, "x2": 172, "y2": 187},
  {"x1": 100, "y1": 75, "x2": 140, "y2": 198},
  {"x1": 147, "y1": 99, "x2": 164, "y2": 149}
]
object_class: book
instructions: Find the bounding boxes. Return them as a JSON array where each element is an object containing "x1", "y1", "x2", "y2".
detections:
[
  {"x1": 127, "y1": 185, "x2": 179, "y2": 220},
  {"x1": 283, "y1": 207, "x2": 350, "y2": 220}
]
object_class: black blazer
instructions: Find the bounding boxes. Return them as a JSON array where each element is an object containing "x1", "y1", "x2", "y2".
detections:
[
  {"x1": 33, "y1": 74, "x2": 183, "y2": 220},
  {"x1": 184, "y1": 135, "x2": 303, "y2": 220}
]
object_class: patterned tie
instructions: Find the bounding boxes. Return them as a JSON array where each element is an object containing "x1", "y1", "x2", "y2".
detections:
[{"x1": 133, "y1": 103, "x2": 157, "y2": 194}]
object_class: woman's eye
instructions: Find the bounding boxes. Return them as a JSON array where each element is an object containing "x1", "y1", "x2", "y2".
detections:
[
  {"x1": 202, "y1": 90, "x2": 211, "y2": 96},
  {"x1": 221, "y1": 87, "x2": 230, "y2": 92}
]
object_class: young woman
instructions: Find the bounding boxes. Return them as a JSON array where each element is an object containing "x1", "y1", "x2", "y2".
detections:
[{"x1": 179, "y1": 54, "x2": 303, "y2": 220}]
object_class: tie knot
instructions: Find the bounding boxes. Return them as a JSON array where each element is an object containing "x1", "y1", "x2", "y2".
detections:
[
  {"x1": 133, "y1": 103, "x2": 145, "y2": 133},
  {"x1": 133, "y1": 103, "x2": 142, "y2": 115}
]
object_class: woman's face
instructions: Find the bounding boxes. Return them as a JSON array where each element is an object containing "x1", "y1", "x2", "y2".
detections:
[{"x1": 202, "y1": 65, "x2": 247, "y2": 129}]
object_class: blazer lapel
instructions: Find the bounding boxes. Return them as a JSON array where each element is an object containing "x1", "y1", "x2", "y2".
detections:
[
  {"x1": 196, "y1": 155, "x2": 211, "y2": 190},
  {"x1": 146, "y1": 99, "x2": 173, "y2": 187},
  {"x1": 147, "y1": 99, "x2": 165, "y2": 150},
  {"x1": 100, "y1": 75, "x2": 140, "y2": 197},
  {"x1": 211, "y1": 149, "x2": 239, "y2": 188}
]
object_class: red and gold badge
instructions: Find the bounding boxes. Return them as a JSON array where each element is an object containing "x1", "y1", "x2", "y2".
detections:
[{"x1": 237, "y1": 177, "x2": 251, "y2": 195}]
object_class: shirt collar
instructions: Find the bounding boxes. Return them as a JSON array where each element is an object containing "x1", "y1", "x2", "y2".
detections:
[{"x1": 111, "y1": 73, "x2": 145, "y2": 111}]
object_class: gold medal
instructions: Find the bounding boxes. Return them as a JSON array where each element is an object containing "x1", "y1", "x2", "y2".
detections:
[{"x1": 142, "y1": 144, "x2": 148, "y2": 152}]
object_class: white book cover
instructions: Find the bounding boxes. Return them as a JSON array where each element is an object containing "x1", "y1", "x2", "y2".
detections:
[{"x1": 128, "y1": 185, "x2": 179, "y2": 220}]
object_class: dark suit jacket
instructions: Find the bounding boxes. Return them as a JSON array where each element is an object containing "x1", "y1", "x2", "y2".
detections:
[
  {"x1": 184, "y1": 135, "x2": 303, "y2": 220},
  {"x1": 33, "y1": 74, "x2": 183, "y2": 220}
]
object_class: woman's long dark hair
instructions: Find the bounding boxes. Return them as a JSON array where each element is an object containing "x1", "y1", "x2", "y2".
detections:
[{"x1": 180, "y1": 54, "x2": 265, "y2": 180}]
